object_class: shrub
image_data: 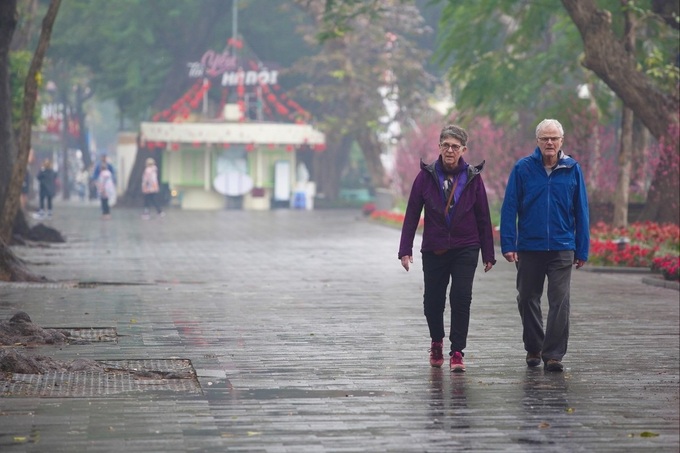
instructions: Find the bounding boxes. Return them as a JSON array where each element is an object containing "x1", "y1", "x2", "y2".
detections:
[{"x1": 651, "y1": 255, "x2": 680, "y2": 282}]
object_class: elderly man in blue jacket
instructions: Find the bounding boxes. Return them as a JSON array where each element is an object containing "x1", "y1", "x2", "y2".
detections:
[{"x1": 501, "y1": 118, "x2": 589, "y2": 372}]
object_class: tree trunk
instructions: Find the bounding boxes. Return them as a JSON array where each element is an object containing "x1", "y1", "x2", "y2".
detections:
[
  {"x1": 313, "y1": 134, "x2": 352, "y2": 201},
  {"x1": 630, "y1": 116, "x2": 648, "y2": 194},
  {"x1": 0, "y1": 0, "x2": 18, "y2": 214},
  {"x1": 0, "y1": 238, "x2": 46, "y2": 282},
  {"x1": 561, "y1": 0, "x2": 678, "y2": 140},
  {"x1": 356, "y1": 127, "x2": 387, "y2": 190},
  {"x1": 612, "y1": 2, "x2": 635, "y2": 228},
  {"x1": 0, "y1": 0, "x2": 61, "y2": 245},
  {"x1": 12, "y1": 209, "x2": 30, "y2": 241},
  {"x1": 585, "y1": 91, "x2": 601, "y2": 200},
  {"x1": 612, "y1": 106, "x2": 633, "y2": 227},
  {"x1": 561, "y1": 0, "x2": 679, "y2": 224},
  {"x1": 75, "y1": 84, "x2": 93, "y2": 171},
  {"x1": 60, "y1": 98, "x2": 70, "y2": 200}
]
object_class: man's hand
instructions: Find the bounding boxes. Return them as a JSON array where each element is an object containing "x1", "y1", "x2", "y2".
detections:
[
  {"x1": 401, "y1": 255, "x2": 413, "y2": 272},
  {"x1": 574, "y1": 259, "x2": 586, "y2": 269},
  {"x1": 503, "y1": 252, "x2": 518, "y2": 263},
  {"x1": 483, "y1": 262, "x2": 494, "y2": 272}
]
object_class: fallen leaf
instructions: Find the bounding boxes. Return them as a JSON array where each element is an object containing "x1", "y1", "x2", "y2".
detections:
[
  {"x1": 538, "y1": 422, "x2": 551, "y2": 429},
  {"x1": 639, "y1": 431, "x2": 660, "y2": 438},
  {"x1": 13, "y1": 436, "x2": 27, "y2": 443}
]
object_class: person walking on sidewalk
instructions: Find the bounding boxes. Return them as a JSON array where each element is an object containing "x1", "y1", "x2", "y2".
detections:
[
  {"x1": 500, "y1": 118, "x2": 590, "y2": 372},
  {"x1": 91, "y1": 155, "x2": 115, "y2": 199},
  {"x1": 97, "y1": 164, "x2": 116, "y2": 220},
  {"x1": 35, "y1": 159, "x2": 57, "y2": 219},
  {"x1": 399, "y1": 124, "x2": 496, "y2": 372},
  {"x1": 141, "y1": 157, "x2": 164, "y2": 219}
]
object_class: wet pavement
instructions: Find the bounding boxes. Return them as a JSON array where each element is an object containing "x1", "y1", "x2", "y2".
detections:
[{"x1": 0, "y1": 201, "x2": 678, "y2": 452}]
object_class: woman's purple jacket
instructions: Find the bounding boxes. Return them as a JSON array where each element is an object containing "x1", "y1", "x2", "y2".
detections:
[{"x1": 398, "y1": 157, "x2": 496, "y2": 265}]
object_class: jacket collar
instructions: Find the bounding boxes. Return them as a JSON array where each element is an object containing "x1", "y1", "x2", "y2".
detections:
[{"x1": 531, "y1": 147, "x2": 577, "y2": 168}]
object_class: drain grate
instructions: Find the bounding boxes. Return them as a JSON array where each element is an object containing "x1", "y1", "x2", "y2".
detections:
[
  {"x1": 46, "y1": 327, "x2": 118, "y2": 343},
  {"x1": 1, "y1": 359, "x2": 201, "y2": 398}
]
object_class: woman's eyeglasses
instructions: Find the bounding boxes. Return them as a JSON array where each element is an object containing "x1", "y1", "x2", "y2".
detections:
[{"x1": 439, "y1": 143, "x2": 463, "y2": 152}]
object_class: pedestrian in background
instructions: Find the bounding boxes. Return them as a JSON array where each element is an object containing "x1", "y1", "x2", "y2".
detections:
[
  {"x1": 399, "y1": 124, "x2": 496, "y2": 372},
  {"x1": 35, "y1": 159, "x2": 57, "y2": 219},
  {"x1": 141, "y1": 157, "x2": 164, "y2": 219},
  {"x1": 92, "y1": 154, "x2": 115, "y2": 181},
  {"x1": 97, "y1": 164, "x2": 116, "y2": 220},
  {"x1": 75, "y1": 164, "x2": 89, "y2": 202},
  {"x1": 92, "y1": 155, "x2": 115, "y2": 198},
  {"x1": 500, "y1": 118, "x2": 589, "y2": 372}
]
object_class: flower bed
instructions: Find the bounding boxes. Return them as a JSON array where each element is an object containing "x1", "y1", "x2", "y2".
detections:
[
  {"x1": 370, "y1": 212, "x2": 679, "y2": 282},
  {"x1": 590, "y1": 221, "x2": 680, "y2": 281}
]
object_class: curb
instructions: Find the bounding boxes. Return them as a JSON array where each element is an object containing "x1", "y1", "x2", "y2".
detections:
[
  {"x1": 641, "y1": 275, "x2": 680, "y2": 291},
  {"x1": 582, "y1": 266, "x2": 679, "y2": 290},
  {"x1": 581, "y1": 266, "x2": 652, "y2": 274}
]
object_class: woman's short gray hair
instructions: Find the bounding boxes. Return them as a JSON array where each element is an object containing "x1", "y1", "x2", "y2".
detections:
[
  {"x1": 535, "y1": 119, "x2": 564, "y2": 138},
  {"x1": 440, "y1": 124, "x2": 468, "y2": 146}
]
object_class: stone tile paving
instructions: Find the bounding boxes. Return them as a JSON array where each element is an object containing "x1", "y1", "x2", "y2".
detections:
[{"x1": 0, "y1": 203, "x2": 677, "y2": 452}]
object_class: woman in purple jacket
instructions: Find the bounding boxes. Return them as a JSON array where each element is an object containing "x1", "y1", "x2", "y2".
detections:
[{"x1": 399, "y1": 124, "x2": 496, "y2": 372}]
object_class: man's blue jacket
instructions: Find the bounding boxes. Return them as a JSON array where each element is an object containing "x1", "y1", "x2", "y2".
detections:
[{"x1": 500, "y1": 147, "x2": 589, "y2": 262}]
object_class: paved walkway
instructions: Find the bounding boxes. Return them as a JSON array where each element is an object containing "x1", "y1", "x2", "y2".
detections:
[{"x1": 0, "y1": 201, "x2": 678, "y2": 452}]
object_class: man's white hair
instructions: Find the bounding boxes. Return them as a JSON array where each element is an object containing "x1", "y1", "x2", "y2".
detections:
[{"x1": 535, "y1": 119, "x2": 564, "y2": 138}]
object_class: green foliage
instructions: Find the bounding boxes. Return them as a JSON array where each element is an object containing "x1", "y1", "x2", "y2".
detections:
[
  {"x1": 47, "y1": 0, "x2": 310, "y2": 122},
  {"x1": 318, "y1": 0, "x2": 389, "y2": 41},
  {"x1": 433, "y1": 0, "x2": 679, "y2": 131},
  {"x1": 9, "y1": 51, "x2": 40, "y2": 127},
  {"x1": 49, "y1": 0, "x2": 178, "y2": 121},
  {"x1": 645, "y1": 47, "x2": 680, "y2": 93},
  {"x1": 435, "y1": 0, "x2": 596, "y2": 128},
  {"x1": 294, "y1": 0, "x2": 432, "y2": 134}
]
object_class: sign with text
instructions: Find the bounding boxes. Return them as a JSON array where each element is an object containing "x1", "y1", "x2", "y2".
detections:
[{"x1": 187, "y1": 46, "x2": 278, "y2": 87}]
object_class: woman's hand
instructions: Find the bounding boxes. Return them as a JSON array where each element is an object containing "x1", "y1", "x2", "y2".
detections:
[{"x1": 401, "y1": 256, "x2": 413, "y2": 272}]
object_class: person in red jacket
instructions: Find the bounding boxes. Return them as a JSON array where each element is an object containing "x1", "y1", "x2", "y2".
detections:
[{"x1": 399, "y1": 124, "x2": 496, "y2": 372}]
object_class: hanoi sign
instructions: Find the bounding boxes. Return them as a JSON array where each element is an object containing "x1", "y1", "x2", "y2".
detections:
[{"x1": 187, "y1": 46, "x2": 278, "y2": 87}]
